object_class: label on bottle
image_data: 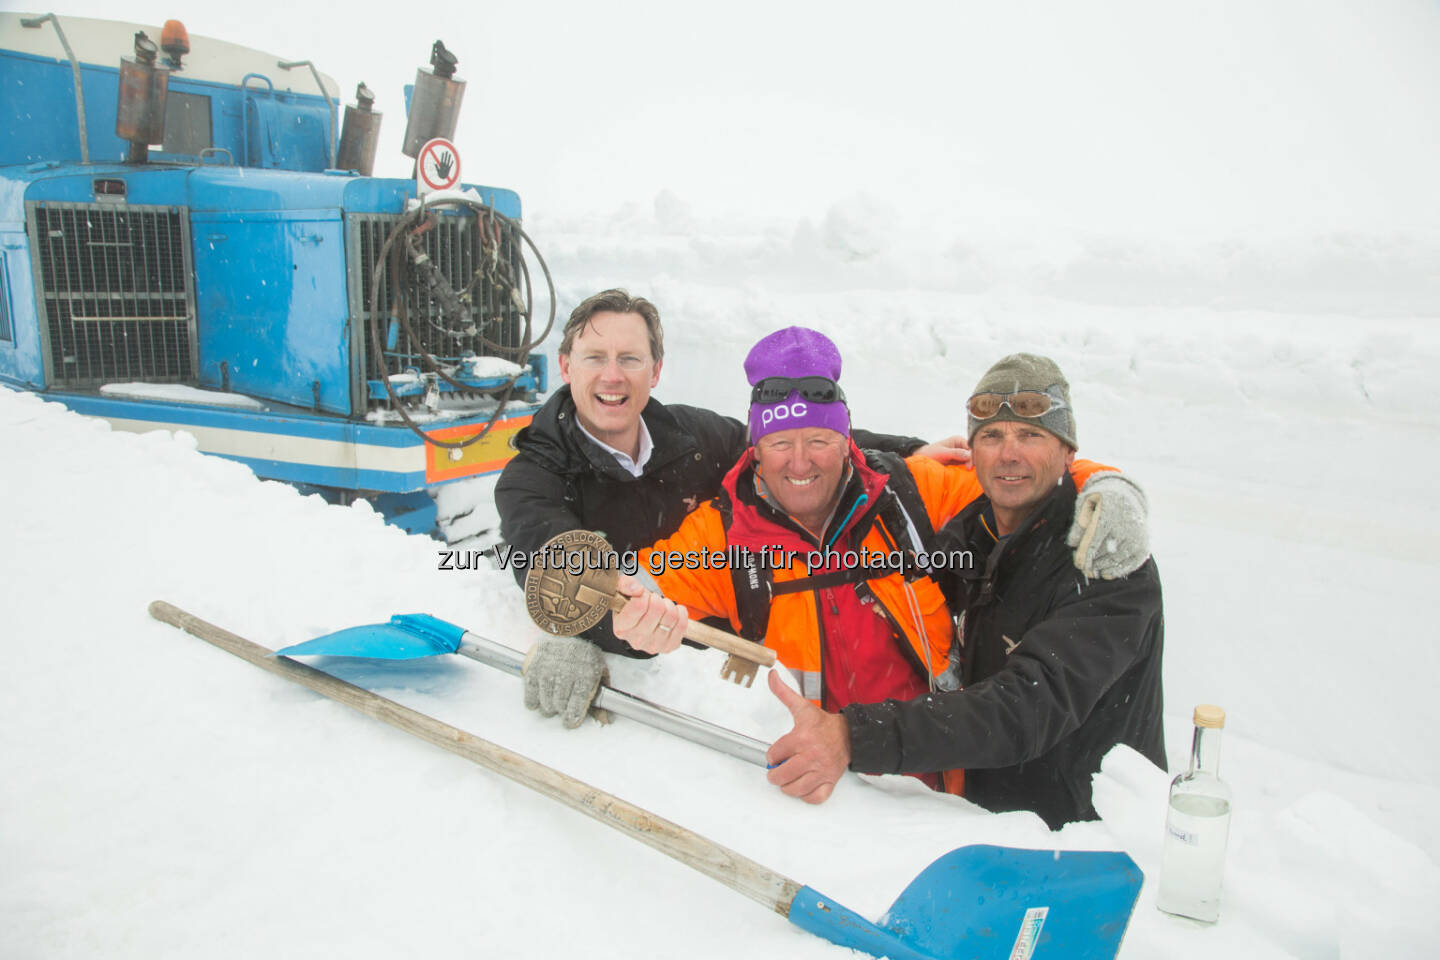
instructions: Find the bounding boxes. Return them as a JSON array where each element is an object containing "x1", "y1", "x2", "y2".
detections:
[
  {"x1": 1007, "y1": 907, "x2": 1048, "y2": 960},
  {"x1": 1167, "y1": 823, "x2": 1199, "y2": 846}
]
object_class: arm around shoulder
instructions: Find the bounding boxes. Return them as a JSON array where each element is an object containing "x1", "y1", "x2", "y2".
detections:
[{"x1": 852, "y1": 427, "x2": 927, "y2": 457}]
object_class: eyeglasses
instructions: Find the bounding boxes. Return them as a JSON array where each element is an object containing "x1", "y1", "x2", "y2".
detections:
[
  {"x1": 571, "y1": 353, "x2": 650, "y2": 372},
  {"x1": 966, "y1": 391, "x2": 1067, "y2": 420},
  {"x1": 750, "y1": 376, "x2": 847, "y2": 404}
]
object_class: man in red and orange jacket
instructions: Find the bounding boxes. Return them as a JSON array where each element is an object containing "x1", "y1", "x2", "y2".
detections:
[{"x1": 609, "y1": 327, "x2": 1142, "y2": 805}]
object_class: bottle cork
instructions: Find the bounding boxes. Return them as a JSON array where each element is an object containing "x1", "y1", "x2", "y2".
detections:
[{"x1": 1193, "y1": 704, "x2": 1226, "y2": 728}]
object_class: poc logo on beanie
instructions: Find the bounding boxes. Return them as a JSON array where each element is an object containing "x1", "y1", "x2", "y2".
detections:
[{"x1": 760, "y1": 400, "x2": 808, "y2": 429}]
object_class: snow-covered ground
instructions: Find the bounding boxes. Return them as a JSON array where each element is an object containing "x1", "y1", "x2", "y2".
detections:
[
  {"x1": 5, "y1": 267, "x2": 1439, "y2": 958},
  {"x1": 6, "y1": 2, "x2": 1440, "y2": 958}
]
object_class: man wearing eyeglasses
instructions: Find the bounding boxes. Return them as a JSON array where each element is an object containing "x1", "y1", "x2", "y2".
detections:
[
  {"x1": 766, "y1": 353, "x2": 1165, "y2": 828},
  {"x1": 496, "y1": 291, "x2": 967, "y2": 726}
]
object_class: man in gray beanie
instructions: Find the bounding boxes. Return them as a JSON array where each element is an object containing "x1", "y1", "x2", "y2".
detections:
[
  {"x1": 963, "y1": 352, "x2": 1147, "y2": 570},
  {"x1": 967, "y1": 352, "x2": 1079, "y2": 446},
  {"x1": 768, "y1": 351, "x2": 1165, "y2": 828}
]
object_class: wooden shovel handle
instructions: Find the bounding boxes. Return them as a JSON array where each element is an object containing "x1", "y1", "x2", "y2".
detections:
[
  {"x1": 606, "y1": 594, "x2": 777, "y2": 667},
  {"x1": 146, "y1": 601, "x2": 801, "y2": 916}
]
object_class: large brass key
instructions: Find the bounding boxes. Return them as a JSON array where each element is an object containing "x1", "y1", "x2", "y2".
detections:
[{"x1": 522, "y1": 530, "x2": 775, "y2": 685}]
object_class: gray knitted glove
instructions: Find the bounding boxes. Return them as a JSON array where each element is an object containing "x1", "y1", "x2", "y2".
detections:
[
  {"x1": 1066, "y1": 472, "x2": 1150, "y2": 580},
  {"x1": 522, "y1": 636, "x2": 607, "y2": 728}
]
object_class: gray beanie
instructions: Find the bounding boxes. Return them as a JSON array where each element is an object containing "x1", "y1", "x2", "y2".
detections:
[{"x1": 967, "y1": 353, "x2": 1077, "y2": 449}]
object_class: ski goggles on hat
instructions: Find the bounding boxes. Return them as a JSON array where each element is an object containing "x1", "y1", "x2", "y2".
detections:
[
  {"x1": 750, "y1": 376, "x2": 847, "y2": 404},
  {"x1": 966, "y1": 390, "x2": 1068, "y2": 420}
]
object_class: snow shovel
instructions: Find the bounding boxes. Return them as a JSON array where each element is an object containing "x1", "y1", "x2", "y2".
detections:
[
  {"x1": 149, "y1": 600, "x2": 1145, "y2": 960},
  {"x1": 521, "y1": 529, "x2": 777, "y2": 686},
  {"x1": 276, "y1": 612, "x2": 769, "y2": 767}
]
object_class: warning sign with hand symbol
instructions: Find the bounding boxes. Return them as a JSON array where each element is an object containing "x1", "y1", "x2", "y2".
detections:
[{"x1": 418, "y1": 137, "x2": 462, "y2": 195}]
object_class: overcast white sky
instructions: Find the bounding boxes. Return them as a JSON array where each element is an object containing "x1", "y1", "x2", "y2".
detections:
[{"x1": 10, "y1": 0, "x2": 1440, "y2": 237}]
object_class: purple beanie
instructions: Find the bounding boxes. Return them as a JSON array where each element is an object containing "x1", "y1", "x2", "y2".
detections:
[{"x1": 744, "y1": 326, "x2": 851, "y2": 443}]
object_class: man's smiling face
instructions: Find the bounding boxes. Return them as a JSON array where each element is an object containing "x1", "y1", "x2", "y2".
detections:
[
  {"x1": 971, "y1": 419, "x2": 1075, "y2": 534},
  {"x1": 754, "y1": 427, "x2": 849, "y2": 534},
  {"x1": 558, "y1": 310, "x2": 661, "y2": 456}
]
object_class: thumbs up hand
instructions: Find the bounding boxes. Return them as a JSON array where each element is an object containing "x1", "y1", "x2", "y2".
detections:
[{"x1": 764, "y1": 669, "x2": 851, "y2": 804}]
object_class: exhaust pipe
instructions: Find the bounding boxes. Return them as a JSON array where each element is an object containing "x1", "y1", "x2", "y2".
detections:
[{"x1": 116, "y1": 31, "x2": 169, "y2": 164}]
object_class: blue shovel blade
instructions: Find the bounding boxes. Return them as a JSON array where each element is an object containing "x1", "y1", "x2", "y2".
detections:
[
  {"x1": 789, "y1": 845, "x2": 1142, "y2": 960},
  {"x1": 275, "y1": 614, "x2": 465, "y2": 660}
]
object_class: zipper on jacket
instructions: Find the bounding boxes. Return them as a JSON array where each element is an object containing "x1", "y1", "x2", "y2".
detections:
[{"x1": 813, "y1": 588, "x2": 827, "y2": 707}]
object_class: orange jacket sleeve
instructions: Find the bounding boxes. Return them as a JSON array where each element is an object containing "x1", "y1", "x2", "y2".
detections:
[
  {"x1": 905, "y1": 457, "x2": 983, "y2": 531},
  {"x1": 638, "y1": 503, "x2": 743, "y2": 632}
]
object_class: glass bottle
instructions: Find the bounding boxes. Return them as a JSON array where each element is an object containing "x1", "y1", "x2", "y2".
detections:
[{"x1": 1156, "y1": 704, "x2": 1232, "y2": 922}]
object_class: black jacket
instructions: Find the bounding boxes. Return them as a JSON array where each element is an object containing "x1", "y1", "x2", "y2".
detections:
[
  {"x1": 844, "y1": 474, "x2": 1166, "y2": 829},
  {"x1": 494, "y1": 386, "x2": 923, "y2": 654}
]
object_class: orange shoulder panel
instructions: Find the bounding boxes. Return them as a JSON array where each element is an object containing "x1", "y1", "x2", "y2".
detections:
[{"x1": 1069, "y1": 457, "x2": 1118, "y2": 489}]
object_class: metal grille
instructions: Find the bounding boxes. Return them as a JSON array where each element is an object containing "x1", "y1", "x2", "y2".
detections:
[
  {"x1": 349, "y1": 211, "x2": 527, "y2": 383},
  {"x1": 28, "y1": 202, "x2": 196, "y2": 385}
]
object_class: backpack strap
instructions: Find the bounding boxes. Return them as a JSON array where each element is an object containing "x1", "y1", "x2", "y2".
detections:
[{"x1": 714, "y1": 491, "x2": 775, "y2": 642}]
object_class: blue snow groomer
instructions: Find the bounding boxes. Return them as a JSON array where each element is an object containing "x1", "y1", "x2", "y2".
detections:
[{"x1": 0, "y1": 13, "x2": 552, "y2": 533}]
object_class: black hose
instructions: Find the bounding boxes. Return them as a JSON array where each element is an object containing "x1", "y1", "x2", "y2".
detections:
[{"x1": 366, "y1": 196, "x2": 555, "y2": 450}]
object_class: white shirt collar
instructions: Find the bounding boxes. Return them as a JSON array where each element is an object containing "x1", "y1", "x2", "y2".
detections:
[{"x1": 577, "y1": 417, "x2": 653, "y2": 478}]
